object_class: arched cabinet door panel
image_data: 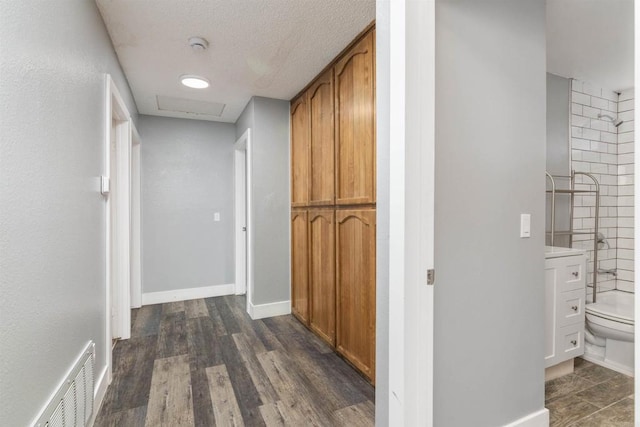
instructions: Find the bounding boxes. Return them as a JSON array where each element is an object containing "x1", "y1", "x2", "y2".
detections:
[
  {"x1": 291, "y1": 95, "x2": 310, "y2": 207},
  {"x1": 309, "y1": 209, "x2": 336, "y2": 346},
  {"x1": 336, "y1": 208, "x2": 376, "y2": 383},
  {"x1": 334, "y1": 30, "x2": 376, "y2": 206},
  {"x1": 309, "y1": 70, "x2": 335, "y2": 206}
]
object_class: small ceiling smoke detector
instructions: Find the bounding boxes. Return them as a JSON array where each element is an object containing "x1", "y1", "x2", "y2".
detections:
[
  {"x1": 188, "y1": 36, "x2": 209, "y2": 51},
  {"x1": 180, "y1": 75, "x2": 210, "y2": 89}
]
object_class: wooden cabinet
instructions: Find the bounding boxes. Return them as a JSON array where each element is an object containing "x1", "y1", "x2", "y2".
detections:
[
  {"x1": 336, "y1": 209, "x2": 376, "y2": 382},
  {"x1": 309, "y1": 69, "x2": 335, "y2": 206},
  {"x1": 545, "y1": 248, "x2": 586, "y2": 370},
  {"x1": 334, "y1": 29, "x2": 375, "y2": 205},
  {"x1": 308, "y1": 210, "x2": 336, "y2": 345},
  {"x1": 291, "y1": 95, "x2": 310, "y2": 207},
  {"x1": 291, "y1": 210, "x2": 309, "y2": 324},
  {"x1": 290, "y1": 25, "x2": 376, "y2": 383}
]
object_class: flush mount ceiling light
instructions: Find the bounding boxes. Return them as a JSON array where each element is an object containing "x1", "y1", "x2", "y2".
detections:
[{"x1": 180, "y1": 75, "x2": 210, "y2": 89}]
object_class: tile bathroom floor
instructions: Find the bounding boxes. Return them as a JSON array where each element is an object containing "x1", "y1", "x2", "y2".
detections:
[{"x1": 546, "y1": 357, "x2": 634, "y2": 426}]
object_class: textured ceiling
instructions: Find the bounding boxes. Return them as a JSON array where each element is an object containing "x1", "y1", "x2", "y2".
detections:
[
  {"x1": 547, "y1": 0, "x2": 634, "y2": 92},
  {"x1": 96, "y1": 0, "x2": 375, "y2": 122}
]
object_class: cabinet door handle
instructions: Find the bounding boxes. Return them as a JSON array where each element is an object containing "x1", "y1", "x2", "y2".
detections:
[
  {"x1": 571, "y1": 305, "x2": 578, "y2": 312},
  {"x1": 570, "y1": 340, "x2": 577, "y2": 346},
  {"x1": 572, "y1": 271, "x2": 579, "y2": 278}
]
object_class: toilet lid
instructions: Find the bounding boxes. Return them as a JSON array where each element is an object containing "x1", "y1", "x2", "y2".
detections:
[{"x1": 586, "y1": 307, "x2": 634, "y2": 325}]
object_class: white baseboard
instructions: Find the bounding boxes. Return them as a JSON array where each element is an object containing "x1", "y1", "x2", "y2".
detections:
[
  {"x1": 88, "y1": 365, "x2": 109, "y2": 427},
  {"x1": 248, "y1": 299, "x2": 291, "y2": 320},
  {"x1": 503, "y1": 409, "x2": 549, "y2": 427},
  {"x1": 142, "y1": 284, "x2": 235, "y2": 305}
]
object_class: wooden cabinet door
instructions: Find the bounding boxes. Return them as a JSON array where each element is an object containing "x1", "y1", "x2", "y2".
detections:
[
  {"x1": 334, "y1": 30, "x2": 376, "y2": 205},
  {"x1": 291, "y1": 95, "x2": 310, "y2": 207},
  {"x1": 309, "y1": 69, "x2": 335, "y2": 206},
  {"x1": 336, "y1": 208, "x2": 376, "y2": 382},
  {"x1": 309, "y1": 210, "x2": 336, "y2": 346},
  {"x1": 291, "y1": 210, "x2": 309, "y2": 324}
]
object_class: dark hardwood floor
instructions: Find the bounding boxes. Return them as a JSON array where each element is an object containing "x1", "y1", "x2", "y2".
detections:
[{"x1": 94, "y1": 295, "x2": 375, "y2": 426}]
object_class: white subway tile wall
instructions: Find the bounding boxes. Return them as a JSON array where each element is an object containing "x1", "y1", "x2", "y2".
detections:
[
  {"x1": 617, "y1": 87, "x2": 634, "y2": 293},
  {"x1": 569, "y1": 81, "x2": 635, "y2": 297}
]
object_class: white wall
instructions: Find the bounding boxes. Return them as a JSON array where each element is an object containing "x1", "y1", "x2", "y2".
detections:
[
  {"x1": 569, "y1": 81, "x2": 635, "y2": 296},
  {"x1": 434, "y1": 1, "x2": 547, "y2": 425},
  {"x1": 570, "y1": 80, "x2": 620, "y2": 297},
  {"x1": 139, "y1": 115, "x2": 236, "y2": 294},
  {"x1": 236, "y1": 97, "x2": 291, "y2": 308},
  {"x1": 0, "y1": 1, "x2": 137, "y2": 425}
]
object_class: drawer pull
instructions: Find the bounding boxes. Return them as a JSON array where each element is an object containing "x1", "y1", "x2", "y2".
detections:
[
  {"x1": 572, "y1": 271, "x2": 579, "y2": 278},
  {"x1": 570, "y1": 340, "x2": 577, "y2": 346},
  {"x1": 571, "y1": 305, "x2": 578, "y2": 312}
]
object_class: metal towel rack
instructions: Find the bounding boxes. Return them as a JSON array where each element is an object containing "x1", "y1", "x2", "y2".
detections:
[{"x1": 546, "y1": 170, "x2": 600, "y2": 302}]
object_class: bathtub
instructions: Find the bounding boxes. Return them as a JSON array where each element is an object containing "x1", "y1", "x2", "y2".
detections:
[{"x1": 584, "y1": 290, "x2": 635, "y2": 376}]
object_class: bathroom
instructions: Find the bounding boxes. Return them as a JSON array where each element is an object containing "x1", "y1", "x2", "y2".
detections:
[{"x1": 544, "y1": 0, "x2": 635, "y2": 424}]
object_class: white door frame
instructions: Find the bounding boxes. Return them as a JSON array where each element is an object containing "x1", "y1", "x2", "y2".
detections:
[
  {"x1": 130, "y1": 124, "x2": 142, "y2": 309},
  {"x1": 104, "y1": 75, "x2": 132, "y2": 383},
  {"x1": 634, "y1": 1, "x2": 639, "y2": 423},
  {"x1": 384, "y1": 1, "x2": 435, "y2": 425},
  {"x1": 234, "y1": 129, "x2": 253, "y2": 307}
]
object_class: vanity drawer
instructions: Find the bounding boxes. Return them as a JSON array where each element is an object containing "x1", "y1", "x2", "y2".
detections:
[
  {"x1": 558, "y1": 324, "x2": 584, "y2": 359},
  {"x1": 563, "y1": 261, "x2": 584, "y2": 291},
  {"x1": 557, "y1": 289, "x2": 585, "y2": 327}
]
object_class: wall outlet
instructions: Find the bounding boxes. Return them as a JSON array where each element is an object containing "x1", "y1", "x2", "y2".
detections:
[{"x1": 214, "y1": 212, "x2": 220, "y2": 222}]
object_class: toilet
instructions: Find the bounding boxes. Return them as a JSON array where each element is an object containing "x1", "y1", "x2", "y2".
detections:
[{"x1": 584, "y1": 290, "x2": 635, "y2": 376}]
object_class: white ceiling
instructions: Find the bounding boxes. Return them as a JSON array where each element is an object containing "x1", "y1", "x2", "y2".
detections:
[
  {"x1": 96, "y1": 0, "x2": 375, "y2": 123},
  {"x1": 547, "y1": 0, "x2": 634, "y2": 92}
]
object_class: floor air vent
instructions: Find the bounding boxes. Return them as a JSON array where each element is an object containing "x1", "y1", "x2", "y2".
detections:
[{"x1": 33, "y1": 341, "x2": 95, "y2": 427}]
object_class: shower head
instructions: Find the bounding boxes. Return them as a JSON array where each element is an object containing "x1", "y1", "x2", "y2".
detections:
[{"x1": 598, "y1": 113, "x2": 624, "y2": 128}]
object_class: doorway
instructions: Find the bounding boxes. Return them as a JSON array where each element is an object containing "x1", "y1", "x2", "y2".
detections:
[
  {"x1": 130, "y1": 125, "x2": 142, "y2": 309},
  {"x1": 105, "y1": 75, "x2": 134, "y2": 382},
  {"x1": 234, "y1": 129, "x2": 252, "y2": 311}
]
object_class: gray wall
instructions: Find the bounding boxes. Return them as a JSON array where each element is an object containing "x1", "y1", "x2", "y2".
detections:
[
  {"x1": 236, "y1": 97, "x2": 291, "y2": 307},
  {"x1": 434, "y1": 1, "x2": 546, "y2": 426},
  {"x1": 0, "y1": 1, "x2": 137, "y2": 425},
  {"x1": 546, "y1": 73, "x2": 572, "y2": 246},
  {"x1": 139, "y1": 115, "x2": 236, "y2": 293}
]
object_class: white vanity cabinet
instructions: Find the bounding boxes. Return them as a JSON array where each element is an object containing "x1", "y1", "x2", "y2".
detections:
[{"x1": 545, "y1": 247, "x2": 587, "y2": 369}]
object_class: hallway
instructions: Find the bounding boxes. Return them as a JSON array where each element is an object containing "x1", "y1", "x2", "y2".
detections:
[{"x1": 94, "y1": 295, "x2": 374, "y2": 426}]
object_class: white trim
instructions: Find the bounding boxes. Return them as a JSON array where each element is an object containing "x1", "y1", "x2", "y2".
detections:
[
  {"x1": 386, "y1": 1, "x2": 435, "y2": 425},
  {"x1": 248, "y1": 300, "x2": 291, "y2": 320},
  {"x1": 502, "y1": 409, "x2": 550, "y2": 427},
  {"x1": 130, "y1": 124, "x2": 142, "y2": 309},
  {"x1": 234, "y1": 129, "x2": 251, "y2": 297},
  {"x1": 104, "y1": 74, "x2": 132, "y2": 383},
  {"x1": 88, "y1": 365, "x2": 110, "y2": 427},
  {"x1": 387, "y1": 0, "x2": 407, "y2": 419},
  {"x1": 246, "y1": 131, "x2": 253, "y2": 310},
  {"x1": 141, "y1": 284, "x2": 235, "y2": 305},
  {"x1": 634, "y1": 1, "x2": 639, "y2": 423}
]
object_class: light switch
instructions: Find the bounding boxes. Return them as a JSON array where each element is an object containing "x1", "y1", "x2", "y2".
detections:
[
  {"x1": 101, "y1": 176, "x2": 110, "y2": 195},
  {"x1": 520, "y1": 214, "x2": 531, "y2": 238},
  {"x1": 214, "y1": 212, "x2": 220, "y2": 222}
]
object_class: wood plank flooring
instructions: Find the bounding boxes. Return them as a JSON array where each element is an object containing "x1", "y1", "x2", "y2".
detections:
[{"x1": 95, "y1": 295, "x2": 374, "y2": 427}]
